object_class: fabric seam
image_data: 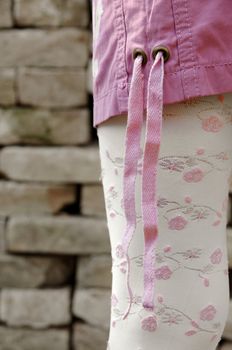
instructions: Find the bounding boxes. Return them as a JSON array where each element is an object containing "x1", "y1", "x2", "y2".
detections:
[
  {"x1": 112, "y1": 0, "x2": 128, "y2": 91},
  {"x1": 94, "y1": 61, "x2": 232, "y2": 101},
  {"x1": 184, "y1": 0, "x2": 200, "y2": 96},
  {"x1": 171, "y1": 0, "x2": 199, "y2": 98}
]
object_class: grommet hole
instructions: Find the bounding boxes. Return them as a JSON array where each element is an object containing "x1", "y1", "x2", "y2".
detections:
[
  {"x1": 152, "y1": 46, "x2": 170, "y2": 62},
  {"x1": 132, "y1": 48, "x2": 148, "y2": 66}
]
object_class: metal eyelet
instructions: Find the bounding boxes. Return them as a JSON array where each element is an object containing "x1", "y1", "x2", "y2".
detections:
[
  {"x1": 152, "y1": 45, "x2": 170, "y2": 63},
  {"x1": 132, "y1": 48, "x2": 148, "y2": 66}
]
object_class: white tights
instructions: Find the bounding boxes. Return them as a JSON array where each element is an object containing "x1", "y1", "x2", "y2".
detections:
[{"x1": 96, "y1": 93, "x2": 232, "y2": 350}]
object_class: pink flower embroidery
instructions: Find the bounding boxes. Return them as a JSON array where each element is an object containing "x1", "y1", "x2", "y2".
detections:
[
  {"x1": 115, "y1": 244, "x2": 125, "y2": 259},
  {"x1": 157, "y1": 294, "x2": 164, "y2": 303},
  {"x1": 109, "y1": 210, "x2": 116, "y2": 218},
  {"x1": 196, "y1": 148, "x2": 205, "y2": 155},
  {"x1": 119, "y1": 260, "x2": 127, "y2": 273},
  {"x1": 141, "y1": 315, "x2": 157, "y2": 332},
  {"x1": 163, "y1": 245, "x2": 172, "y2": 253},
  {"x1": 111, "y1": 293, "x2": 118, "y2": 307},
  {"x1": 183, "y1": 167, "x2": 204, "y2": 183},
  {"x1": 200, "y1": 305, "x2": 217, "y2": 321},
  {"x1": 191, "y1": 320, "x2": 200, "y2": 328},
  {"x1": 204, "y1": 278, "x2": 209, "y2": 287},
  {"x1": 202, "y1": 116, "x2": 224, "y2": 132},
  {"x1": 210, "y1": 248, "x2": 223, "y2": 264},
  {"x1": 184, "y1": 196, "x2": 192, "y2": 204},
  {"x1": 168, "y1": 215, "x2": 188, "y2": 230},
  {"x1": 155, "y1": 265, "x2": 172, "y2": 280},
  {"x1": 185, "y1": 330, "x2": 197, "y2": 336},
  {"x1": 108, "y1": 187, "x2": 118, "y2": 199}
]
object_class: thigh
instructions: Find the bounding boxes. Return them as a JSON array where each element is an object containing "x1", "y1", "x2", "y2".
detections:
[{"x1": 96, "y1": 92, "x2": 232, "y2": 350}]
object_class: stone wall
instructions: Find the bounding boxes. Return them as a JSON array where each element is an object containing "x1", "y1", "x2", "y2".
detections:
[{"x1": 0, "y1": 1, "x2": 231, "y2": 349}]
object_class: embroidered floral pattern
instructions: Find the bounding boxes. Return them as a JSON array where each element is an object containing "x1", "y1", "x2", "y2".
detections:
[
  {"x1": 128, "y1": 243, "x2": 227, "y2": 290},
  {"x1": 202, "y1": 115, "x2": 224, "y2": 132},
  {"x1": 105, "y1": 147, "x2": 232, "y2": 185},
  {"x1": 115, "y1": 244, "x2": 125, "y2": 259},
  {"x1": 159, "y1": 151, "x2": 231, "y2": 176},
  {"x1": 183, "y1": 167, "x2": 204, "y2": 182},
  {"x1": 196, "y1": 96, "x2": 232, "y2": 132},
  {"x1": 210, "y1": 248, "x2": 223, "y2": 264},
  {"x1": 168, "y1": 215, "x2": 188, "y2": 230},
  {"x1": 155, "y1": 265, "x2": 172, "y2": 280},
  {"x1": 141, "y1": 315, "x2": 158, "y2": 332},
  {"x1": 200, "y1": 305, "x2": 217, "y2": 321},
  {"x1": 110, "y1": 290, "x2": 222, "y2": 341},
  {"x1": 111, "y1": 293, "x2": 119, "y2": 307},
  {"x1": 96, "y1": 93, "x2": 232, "y2": 349},
  {"x1": 158, "y1": 195, "x2": 224, "y2": 228}
]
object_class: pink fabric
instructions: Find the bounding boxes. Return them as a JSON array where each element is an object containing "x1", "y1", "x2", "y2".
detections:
[
  {"x1": 92, "y1": 0, "x2": 232, "y2": 128},
  {"x1": 120, "y1": 50, "x2": 164, "y2": 319}
]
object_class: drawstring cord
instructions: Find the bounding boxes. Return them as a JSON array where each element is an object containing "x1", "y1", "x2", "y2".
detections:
[{"x1": 119, "y1": 50, "x2": 165, "y2": 320}]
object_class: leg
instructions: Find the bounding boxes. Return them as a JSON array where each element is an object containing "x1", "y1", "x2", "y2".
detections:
[{"x1": 96, "y1": 92, "x2": 232, "y2": 350}]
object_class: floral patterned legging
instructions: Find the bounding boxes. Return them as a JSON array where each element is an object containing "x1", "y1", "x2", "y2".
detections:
[{"x1": 96, "y1": 93, "x2": 232, "y2": 350}]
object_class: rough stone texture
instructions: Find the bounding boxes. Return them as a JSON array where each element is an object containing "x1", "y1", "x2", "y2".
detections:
[
  {"x1": 0, "y1": 326, "x2": 69, "y2": 350},
  {"x1": 81, "y1": 185, "x2": 106, "y2": 217},
  {"x1": 0, "y1": 69, "x2": 16, "y2": 105},
  {"x1": 72, "y1": 322, "x2": 109, "y2": 350},
  {"x1": 0, "y1": 29, "x2": 89, "y2": 67},
  {"x1": 0, "y1": 1, "x2": 13, "y2": 28},
  {"x1": 0, "y1": 108, "x2": 90, "y2": 145},
  {"x1": 1, "y1": 287, "x2": 71, "y2": 328},
  {"x1": 0, "y1": 146, "x2": 101, "y2": 183},
  {"x1": 14, "y1": 0, "x2": 89, "y2": 28},
  {"x1": 223, "y1": 301, "x2": 232, "y2": 341},
  {"x1": 0, "y1": 217, "x2": 6, "y2": 252},
  {"x1": 0, "y1": 254, "x2": 75, "y2": 288},
  {"x1": 77, "y1": 254, "x2": 112, "y2": 288},
  {"x1": 221, "y1": 343, "x2": 232, "y2": 350},
  {"x1": 6, "y1": 216, "x2": 110, "y2": 254},
  {"x1": 72, "y1": 288, "x2": 111, "y2": 330},
  {"x1": 0, "y1": 181, "x2": 76, "y2": 215},
  {"x1": 18, "y1": 68, "x2": 87, "y2": 107}
]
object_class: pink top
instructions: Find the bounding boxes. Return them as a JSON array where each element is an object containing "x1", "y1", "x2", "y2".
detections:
[{"x1": 91, "y1": 0, "x2": 232, "y2": 320}]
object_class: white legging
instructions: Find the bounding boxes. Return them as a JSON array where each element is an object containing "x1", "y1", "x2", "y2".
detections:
[{"x1": 96, "y1": 93, "x2": 232, "y2": 350}]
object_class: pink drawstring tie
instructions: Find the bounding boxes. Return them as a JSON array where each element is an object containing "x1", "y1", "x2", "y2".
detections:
[{"x1": 119, "y1": 50, "x2": 165, "y2": 320}]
